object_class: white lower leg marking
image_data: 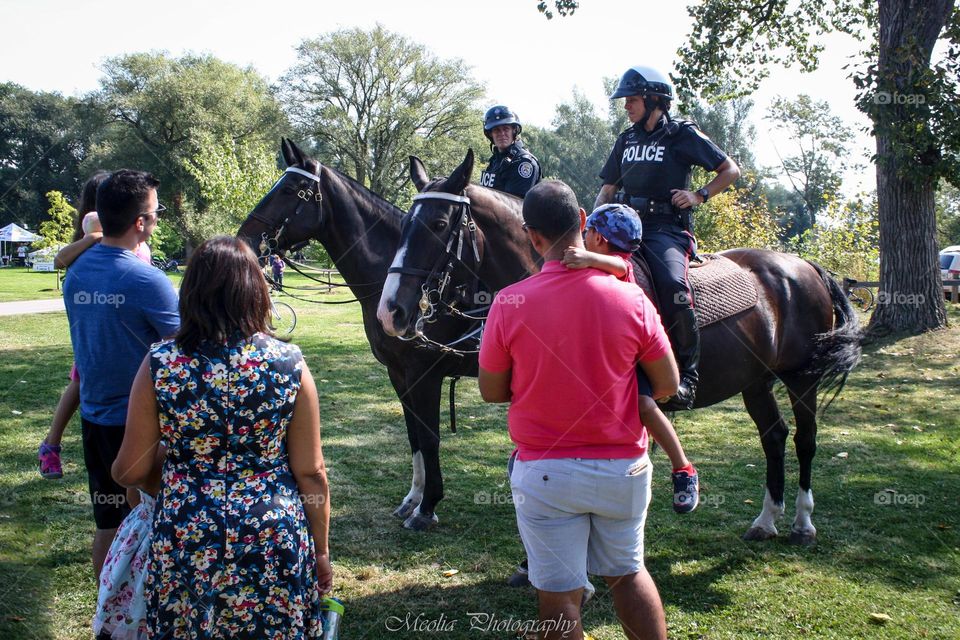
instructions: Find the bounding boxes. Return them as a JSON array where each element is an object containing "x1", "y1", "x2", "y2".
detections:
[
  {"x1": 401, "y1": 451, "x2": 425, "y2": 508},
  {"x1": 792, "y1": 488, "x2": 816, "y2": 535},
  {"x1": 749, "y1": 488, "x2": 784, "y2": 536}
]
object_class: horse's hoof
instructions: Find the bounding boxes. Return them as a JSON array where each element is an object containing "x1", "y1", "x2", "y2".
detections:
[
  {"x1": 788, "y1": 530, "x2": 817, "y2": 546},
  {"x1": 742, "y1": 526, "x2": 778, "y2": 542},
  {"x1": 507, "y1": 569, "x2": 531, "y2": 588},
  {"x1": 403, "y1": 512, "x2": 438, "y2": 531},
  {"x1": 393, "y1": 500, "x2": 416, "y2": 519}
]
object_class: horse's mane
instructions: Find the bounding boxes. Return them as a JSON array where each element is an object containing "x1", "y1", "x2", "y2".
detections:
[{"x1": 316, "y1": 161, "x2": 405, "y2": 221}]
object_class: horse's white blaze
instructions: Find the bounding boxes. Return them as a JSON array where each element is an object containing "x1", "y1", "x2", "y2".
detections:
[
  {"x1": 377, "y1": 245, "x2": 408, "y2": 336},
  {"x1": 399, "y1": 451, "x2": 425, "y2": 509},
  {"x1": 792, "y1": 488, "x2": 816, "y2": 536},
  {"x1": 749, "y1": 488, "x2": 784, "y2": 536}
]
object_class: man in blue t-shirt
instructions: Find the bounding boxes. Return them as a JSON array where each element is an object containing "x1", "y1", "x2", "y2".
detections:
[{"x1": 63, "y1": 169, "x2": 179, "y2": 577}]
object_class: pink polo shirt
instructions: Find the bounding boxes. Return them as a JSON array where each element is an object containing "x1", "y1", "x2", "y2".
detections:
[{"x1": 479, "y1": 260, "x2": 670, "y2": 461}]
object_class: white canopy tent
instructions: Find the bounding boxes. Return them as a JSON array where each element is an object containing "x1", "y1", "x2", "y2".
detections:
[{"x1": 0, "y1": 223, "x2": 41, "y2": 265}]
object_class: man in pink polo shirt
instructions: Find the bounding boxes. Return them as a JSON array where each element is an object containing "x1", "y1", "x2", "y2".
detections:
[{"x1": 479, "y1": 180, "x2": 678, "y2": 640}]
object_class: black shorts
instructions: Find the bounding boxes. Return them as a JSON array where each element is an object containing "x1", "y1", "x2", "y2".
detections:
[
  {"x1": 635, "y1": 364, "x2": 653, "y2": 397},
  {"x1": 81, "y1": 418, "x2": 130, "y2": 529}
]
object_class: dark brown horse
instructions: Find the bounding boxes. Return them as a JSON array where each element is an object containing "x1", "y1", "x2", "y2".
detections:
[
  {"x1": 377, "y1": 149, "x2": 862, "y2": 544},
  {"x1": 237, "y1": 139, "x2": 479, "y2": 531}
]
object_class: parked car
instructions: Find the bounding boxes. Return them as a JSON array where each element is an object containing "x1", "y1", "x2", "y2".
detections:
[{"x1": 941, "y1": 247, "x2": 960, "y2": 300}]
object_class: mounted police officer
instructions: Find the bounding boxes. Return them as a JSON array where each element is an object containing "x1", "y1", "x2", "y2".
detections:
[
  {"x1": 480, "y1": 105, "x2": 541, "y2": 198},
  {"x1": 596, "y1": 66, "x2": 741, "y2": 410}
]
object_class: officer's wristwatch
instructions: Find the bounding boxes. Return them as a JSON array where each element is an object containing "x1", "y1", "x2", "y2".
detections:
[{"x1": 696, "y1": 187, "x2": 710, "y2": 204}]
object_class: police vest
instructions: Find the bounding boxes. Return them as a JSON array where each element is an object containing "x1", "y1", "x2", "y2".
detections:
[
  {"x1": 480, "y1": 141, "x2": 541, "y2": 198},
  {"x1": 599, "y1": 119, "x2": 726, "y2": 203}
]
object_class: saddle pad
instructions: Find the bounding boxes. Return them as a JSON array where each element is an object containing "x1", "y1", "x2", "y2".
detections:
[{"x1": 688, "y1": 254, "x2": 758, "y2": 328}]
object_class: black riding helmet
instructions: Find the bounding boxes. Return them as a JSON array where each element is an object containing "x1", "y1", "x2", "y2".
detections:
[
  {"x1": 483, "y1": 105, "x2": 522, "y2": 140},
  {"x1": 610, "y1": 66, "x2": 674, "y2": 101}
]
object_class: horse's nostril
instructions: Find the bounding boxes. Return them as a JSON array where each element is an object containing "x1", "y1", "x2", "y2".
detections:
[{"x1": 391, "y1": 304, "x2": 407, "y2": 327}]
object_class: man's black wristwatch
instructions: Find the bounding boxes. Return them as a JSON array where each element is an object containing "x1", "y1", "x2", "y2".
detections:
[{"x1": 696, "y1": 187, "x2": 710, "y2": 203}]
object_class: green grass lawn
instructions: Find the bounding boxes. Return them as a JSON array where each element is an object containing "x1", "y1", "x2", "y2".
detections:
[
  {"x1": 0, "y1": 300, "x2": 958, "y2": 639},
  {"x1": 0, "y1": 266, "x2": 337, "y2": 303}
]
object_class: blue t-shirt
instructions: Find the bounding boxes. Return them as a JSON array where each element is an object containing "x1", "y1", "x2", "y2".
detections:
[{"x1": 63, "y1": 244, "x2": 180, "y2": 425}]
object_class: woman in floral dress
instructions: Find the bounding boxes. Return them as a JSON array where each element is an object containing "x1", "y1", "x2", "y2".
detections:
[{"x1": 113, "y1": 236, "x2": 332, "y2": 639}]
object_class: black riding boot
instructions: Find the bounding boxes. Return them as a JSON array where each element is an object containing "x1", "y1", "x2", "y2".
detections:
[{"x1": 661, "y1": 307, "x2": 700, "y2": 411}]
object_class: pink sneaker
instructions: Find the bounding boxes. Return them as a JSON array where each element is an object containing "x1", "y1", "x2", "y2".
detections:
[{"x1": 38, "y1": 442, "x2": 63, "y2": 479}]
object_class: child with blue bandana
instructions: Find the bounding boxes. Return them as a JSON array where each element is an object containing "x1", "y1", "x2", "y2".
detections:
[{"x1": 563, "y1": 204, "x2": 699, "y2": 513}]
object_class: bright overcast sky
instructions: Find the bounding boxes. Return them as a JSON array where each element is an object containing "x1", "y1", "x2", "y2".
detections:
[{"x1": 2, "y1": 0, "x2": 875, "y2": 194}]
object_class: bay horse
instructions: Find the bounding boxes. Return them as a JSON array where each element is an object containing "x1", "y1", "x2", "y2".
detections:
[
  {"x1": 237, "y1": 139, "x2": 478, "y2": 531},
  {"x1": 377, "y1": 149, "x2": 863, "y2": 544}
]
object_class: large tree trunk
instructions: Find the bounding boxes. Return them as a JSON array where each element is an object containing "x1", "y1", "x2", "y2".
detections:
[{"x1": 869, "y1": 0, "x2": 951, "y2": 334}]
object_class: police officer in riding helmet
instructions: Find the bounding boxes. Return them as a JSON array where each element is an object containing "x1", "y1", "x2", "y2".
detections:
[
  {"x1": 480, "y1": 105, "x2": 541, "y2": 198},
  {"x1": 596, "y1": 66, "x2": 741, "y2": 410}
]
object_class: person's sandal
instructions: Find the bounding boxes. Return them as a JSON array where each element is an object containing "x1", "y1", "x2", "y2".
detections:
[
  {"x1": 672, "y1": 468, "x2": 699, "y2": 514},
  {"x1": 38, "y1": 441, "x2": 63, "y2": 479}
]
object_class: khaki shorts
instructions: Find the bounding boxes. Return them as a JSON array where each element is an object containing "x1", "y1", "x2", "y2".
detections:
[{"x1": 510, "y1": 455, "x2": 651, "y2": 592}]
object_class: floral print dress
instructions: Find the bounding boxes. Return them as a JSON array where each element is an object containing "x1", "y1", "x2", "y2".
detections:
[
  {"x1": 94, "y1": 491, "x2": 155, "y2": 640},
  {"x1": 146, "y1": 333, "x2": 324, "y2": 639}
]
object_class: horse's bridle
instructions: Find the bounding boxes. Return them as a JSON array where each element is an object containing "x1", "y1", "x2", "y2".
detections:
[
  {"x1": 250, "y1": 165, "x2": 324, "y2": 257},
  {"x1": 387, "y1": 191, "x2": 487, "y2": 354},
  {"x1": 248, "y1": 165, "x2": 381, "y2": 305}
]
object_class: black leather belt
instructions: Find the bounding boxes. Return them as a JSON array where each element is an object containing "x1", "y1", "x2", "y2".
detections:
[
  {"x1": 626, "y1": 195, "x2": 676, "y2": 217},
  {"x1": 616, "y1": 194, "x2": 690, "y2": 229}
]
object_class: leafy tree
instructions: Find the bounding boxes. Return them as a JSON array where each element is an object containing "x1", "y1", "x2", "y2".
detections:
[
  {"x1": 765, "y1": 181, "x2": 811, "y2": 239},
  {"x1": 537, "y1": 0, "x2": 579, "y2": 18},
  {"x1": 0, "y1": 83, "x2": 101, "y2": 228},
  {"x1": 784, "y1": 193, "x2": 880, "y2": 281},
  {"x1": 695, "y1": 186, "x2": 781, "y2": 252},
  {"x1": 523, "y1": 89, "x2": 611, "y2": 207},
  {"x1": 150, "y1": 218, "x2": 182, "y2": 262},
  {"x1": 681, "y1": 95, "x2": 759, "y2": 177},
  {"x1": 935, "y1": 180, "x2": 960, "y2": 247},
  {"x1": 34, "y1": 190, "x2": 76, "y2": 250},
  {"x1": 181, "y1": 134, "x2": 282, "y2": 244},
  {"x1": 764, "y1": 95, "x2": 854, "y2": 228},
  {"x1": 91, "y1": 52, "x2": 287, "y2": 241},
  {"x1": 282, "y1": 25, "x2": 485, "y2": 205},
  {"x1": 674, "y1": 0, "x2": 956, "y2": 333}
]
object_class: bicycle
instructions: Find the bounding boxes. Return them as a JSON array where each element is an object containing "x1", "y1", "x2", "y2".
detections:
[
  {"x1": 843, "y1": 277, "x2": 875, "y2": 311},
  {"x1": 269, "y1": 285, "x2": 297, "y2": 336}
]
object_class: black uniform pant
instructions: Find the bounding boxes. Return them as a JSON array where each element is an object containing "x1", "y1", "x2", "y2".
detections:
[
  {"x1": 639, "y1": 222, "x2": 696, "y2": 318},
  {"x1": 638, "y1": 221, "x2": 700, "y2": 384}
]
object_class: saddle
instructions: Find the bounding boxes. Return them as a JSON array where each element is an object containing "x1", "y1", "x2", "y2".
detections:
[{"x1": 631, "y1": 253, "x2": 758, "y2": 328}]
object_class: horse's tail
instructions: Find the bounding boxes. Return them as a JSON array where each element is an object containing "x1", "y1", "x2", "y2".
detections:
[{"x1": 803, "y1": 260, "x2": 863, "y2": 413}]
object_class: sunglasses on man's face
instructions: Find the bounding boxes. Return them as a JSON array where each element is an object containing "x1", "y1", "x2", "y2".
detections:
[{"x1": 141, "y1": 203, "x2": 167, "y2": 219}]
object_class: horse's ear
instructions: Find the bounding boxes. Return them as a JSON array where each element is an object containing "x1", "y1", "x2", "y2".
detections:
[
  {"x1": 288, "y1": 139, "x2": 307, "y2": 167},
  {"x1": 446, "y1": 149, "x2": 475, "y2": 193},
  {"x1": 281, "y1": 138, "x2": 298, "y2": 168},
  {"x1": 410, "y1": 156, "x2": 429, "y2": 192}
]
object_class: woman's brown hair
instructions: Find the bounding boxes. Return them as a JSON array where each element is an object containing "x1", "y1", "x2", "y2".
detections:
[
  {"x1": 175, "y1": 236, "x2": 273, "y2": 353},
  {"x1": 72, "y1": 171, "x2": 109, "y2": 241}
]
